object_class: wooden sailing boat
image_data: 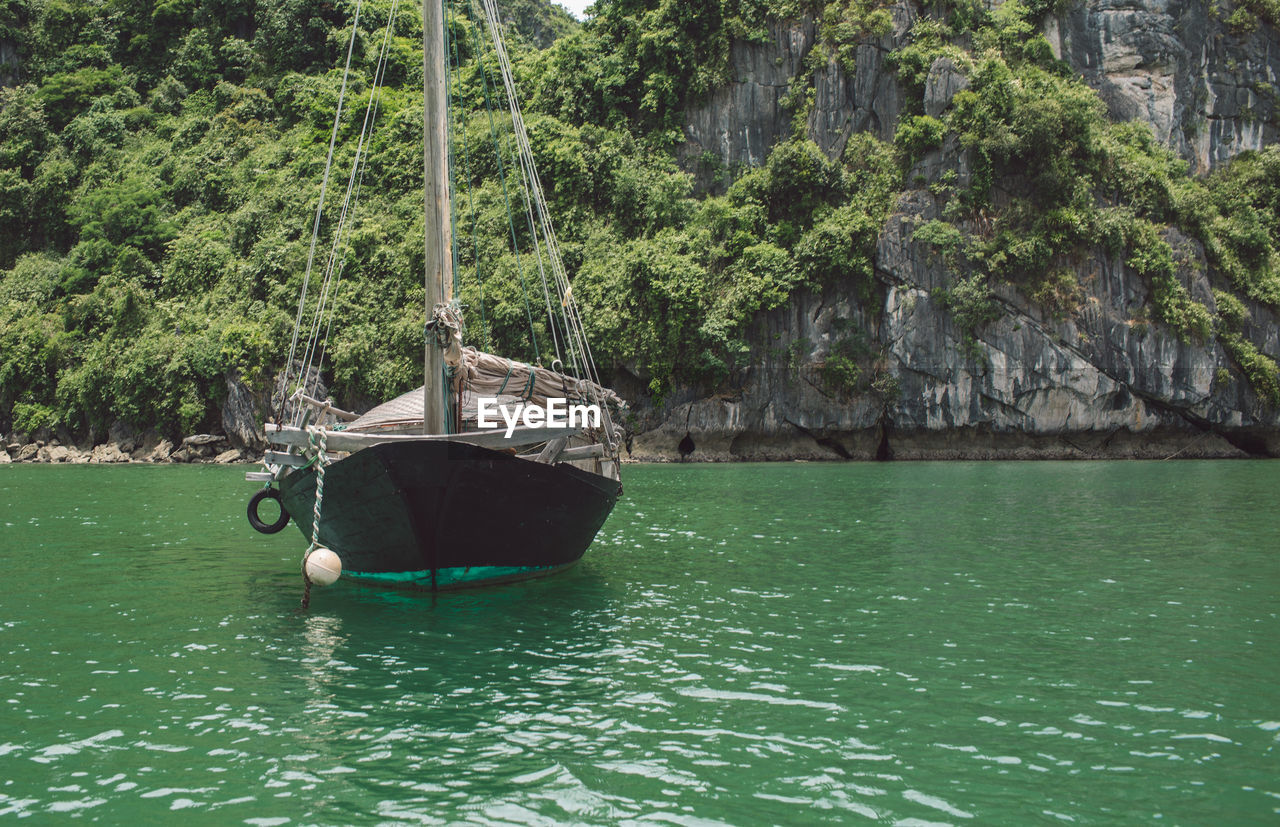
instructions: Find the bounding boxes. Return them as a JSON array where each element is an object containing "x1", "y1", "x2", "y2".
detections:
[{"x1": 244, "y1": 0, "x2": 623, "y2": 591}]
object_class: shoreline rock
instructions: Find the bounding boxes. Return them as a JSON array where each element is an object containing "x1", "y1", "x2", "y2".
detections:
[
  {"x1": 1, "y1": 426, "x2": 1272, "y2": 465},
  {"x1": 624, "y1": 424, "x2": 1270, "y2": 462},
  {"x1": 0, "y1": 430, "x2": 266, "y2": 466}
]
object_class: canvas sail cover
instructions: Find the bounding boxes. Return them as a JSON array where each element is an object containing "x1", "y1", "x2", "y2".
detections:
[{"x1": 344, "y1": 347, "x2": 624, "y2": 433}]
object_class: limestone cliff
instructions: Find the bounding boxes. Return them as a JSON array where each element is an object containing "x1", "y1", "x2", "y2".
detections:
[
  {"x1": 630, "y1": 0, "x2": 1280, "y2": 461},
  {"x1": 1050, "y1": 0, "x2": 1280, "y2": 172},
  {"x1": 678, "y1": 11, "x2": 908, "y2": 191}
]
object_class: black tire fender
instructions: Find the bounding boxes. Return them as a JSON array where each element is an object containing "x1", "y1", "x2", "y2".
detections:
[{"x1": 248, "y1": 487, "x2": 291, "y2": 534}]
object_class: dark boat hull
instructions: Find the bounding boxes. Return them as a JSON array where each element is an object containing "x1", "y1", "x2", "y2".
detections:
[{"x1": 277, "y1": 440, "x2": 621, "y2": 590}]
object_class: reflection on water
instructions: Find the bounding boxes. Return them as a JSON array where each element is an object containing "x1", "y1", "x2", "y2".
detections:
[{"x1": 0, "y1": 461, "x2": 1278, "y2": 823}]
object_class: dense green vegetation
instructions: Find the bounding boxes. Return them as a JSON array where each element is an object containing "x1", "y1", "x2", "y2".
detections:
[
  {"x1": 893, "y1": 0, "x2": 1280, "y2": 401},
  {"x1": 0, "y1": 0, "x2": 587, "y2": 438},
  {"x1": 1229, "y1": 0, "x2": 1280, "y2": 34},
  {"x1": 0, "y1": 0, "x2": 1277, "y2": 441}
]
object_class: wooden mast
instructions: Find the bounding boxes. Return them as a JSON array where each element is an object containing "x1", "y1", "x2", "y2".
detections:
[{"x1": 422, "y1": 0, "x2": 453, "y2": 435}]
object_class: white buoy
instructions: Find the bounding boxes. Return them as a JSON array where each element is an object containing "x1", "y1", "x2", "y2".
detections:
[{"x1": 304, "y1": 547, "x2": 343, "y2": 586}]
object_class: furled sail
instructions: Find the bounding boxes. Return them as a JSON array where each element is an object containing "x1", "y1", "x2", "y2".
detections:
[{"x1": 345, "y1": 347, "x2": 625, "y2": 436}]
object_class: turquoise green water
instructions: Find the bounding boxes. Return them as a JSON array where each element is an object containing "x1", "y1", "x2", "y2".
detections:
[{"x1": 1, "y1": 461, "x2": 1278, "y2": 824}]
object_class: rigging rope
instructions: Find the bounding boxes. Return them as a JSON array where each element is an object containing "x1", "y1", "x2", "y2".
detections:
[
  {"x1": 478, "y1": 0, "x2": 584, "y2": 375},
  {"x1": 281, "y1": 0, "x2": 363, "y2": 419},
  {"x1": 446, "y1": 0, "x2": 491, "y2": 350},
  {"x1": 443, "y1": 0, "x2": 461, "y2": 296},
  {"x1": 305, "y1": 1, "x2": 400, "y2": 406},
  {"x1": 475, "y1": 0, "x2": 615, "y2": 445},
  {"x1": 285, "y1": 0, "x2": 400, "y2": 426},
  {"x1": 467, "y1": 0, "x2": 565, "y2": 370},
  {"x1": 465, "y1": 6, "x2": 541, "y2": 363}
]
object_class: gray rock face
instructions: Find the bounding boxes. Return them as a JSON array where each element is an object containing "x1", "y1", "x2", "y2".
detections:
[
  {"x1": 924, "y1": 57, "x2": 970, "y2": 118},
  {"x1": 678, "y1": 7, "x2": 909, "y2": 190},
  {"x1": 631, "y1": 258, "x2": 1278, "y2": 461},
  {"x1": 222, "y1": 373, "x2": 264, "y2": 451},
  {"x1": 683, "y1": 1, "x2": 1276, "y2": 181},
  {"x1": 638, "y1": 5, "x2": 1280, "y2": 459},
  {"x1": 678, "y1": 19, "x2": 814, "y2": 191},
  {"x1": 38, "y1": 445, "x2": 70, "y2": 463},
  {"x1": 148, "y1": 439, "x2": 174, "y2": 462},
  {"x1": 90, "y1": 444, "x2": 130, "y2": 463},
  {"x1": 629, "y1": 191, "x2": 1279, "y2": 461},
  {"x1": 807, "y1": 2, "x2": 913, "y2": 157},
  {"x1": 629, "y1": 288, "x2": 889, "y2": 460},
  {"x1": 0, "y1": 39, "x2": 18, "y2": 88},
  {"x1": 1050, "y1": 0, "x2": 1280, "y2": 171},
  {"x1": 108, "y1": 421, "x2": 139, "y2": 454},
  {"x1": 871, "y1": 194, "x2": 1276, "y2": 456},
  {"x1": 131, "y1": 430, "x2": 164, "y2": 461}
]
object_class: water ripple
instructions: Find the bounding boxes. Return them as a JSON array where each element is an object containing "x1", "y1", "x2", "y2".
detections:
[{"x1": 2, "y1": 462, "x2": 1279, "y2": 822}]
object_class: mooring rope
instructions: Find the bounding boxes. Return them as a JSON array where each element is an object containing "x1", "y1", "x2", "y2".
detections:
[{"x1": 301, "y1": 426, "x2": 330, "y2": 610}]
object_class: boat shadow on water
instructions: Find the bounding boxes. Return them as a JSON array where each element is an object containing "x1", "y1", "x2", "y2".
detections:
[{"x1": 247, "y1": 554, "x2": 619, "y2": 627}]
